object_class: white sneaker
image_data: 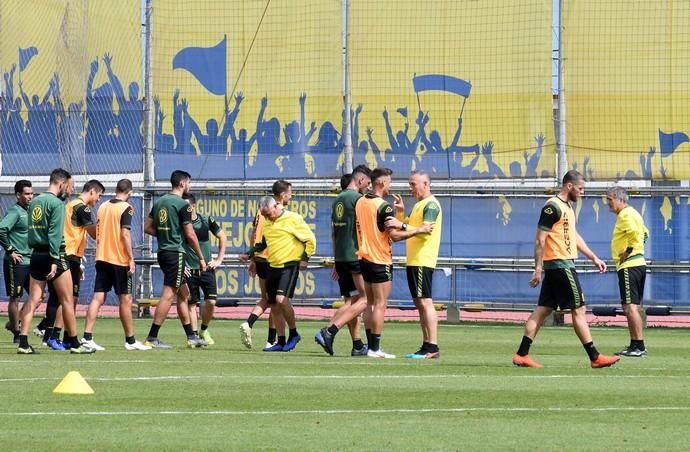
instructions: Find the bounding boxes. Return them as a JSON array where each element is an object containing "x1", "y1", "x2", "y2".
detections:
[
  {"x1": 125, "y1": 340, "x2": 152, "y2": 351},
  {"x1": 80, "y1": 338, "x2": 105, "y2": 351},
  {"x1": 265, "y1": 341, "x2": 276, "y2": 349},
  {"x1": 367, "y1": 349, "x2": 396, "y2": 359},
  {"x1": 33, "y1": 327, "x2": 45, "y2": 338},
  {"x1": 240, "y1": 322, "x2": 252, "y2": 349}
]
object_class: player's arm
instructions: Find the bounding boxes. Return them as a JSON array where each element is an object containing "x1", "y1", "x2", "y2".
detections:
[
  {"x1": 47, "y1": 203, "x2": 65, "y2": 279},
  {"x1": 143, "y1": 208, "x2": 156, "y2": 236},
  {"x1": 208, "y1": 216, "x2": 226, "y2": 269},
  {"x1": 120, "y1": 206, "x2": 136, "y2": 275},
  {"x1": 530, "y1": 203, "x2": 559, "y2": 287},
  {"x1": 180, "y1": 206, "x2": 206, "y2": 271},
  {"x1": 75, "y1": 204, "x2": 96, "y2": 239},
  {"x1": 293, "y1": 217, "x2": 316, "y2": 261},
  {"x1": 576, "y1": 232, "x2": 606, "y2": 273},
  {"x1": 0, "y1": 210, "x2": 18, "y2": 254}
]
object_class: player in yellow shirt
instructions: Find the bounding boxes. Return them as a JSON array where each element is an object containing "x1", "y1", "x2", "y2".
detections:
[
  {"x1": 606, "y1": 186, "x2": 649, "y2": 357},
  {"x1": 512, "y1": 170, "x2": 620, "y2": 368},
  {"x1": 385, "y1": 170, "x2": 441, "y2": 359}
]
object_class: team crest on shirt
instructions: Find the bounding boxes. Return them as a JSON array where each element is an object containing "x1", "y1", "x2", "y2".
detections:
[
  {"x1": 31, "y1": 206, "x2": 42, "y2": 222},
  {"x1": 544, "y1": 207, "x2": 553, "y2": 215},
  {"x1": 335, "y1": 202, "x2": 344, "y2": 220},
  {"x1": 159, "y1": 209, "x2": 168, "y2": 224}
]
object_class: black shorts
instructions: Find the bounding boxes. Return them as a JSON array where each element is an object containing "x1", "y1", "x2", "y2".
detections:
[
  {"x1": 67, "y1": 257, "x2": 82, "y2": 296},
  {"x1": 255, "y1": 258, "x2": 269, "y2": 280},
  {"x1": 538, "y1": 267, "x2": 585, "y2": 310},
  {"x1": 29, "y1": 251, "x2": 69, "y2": 282},
  {"x1": 187, "y1": 269, "x2": 217, "y2": 304},
  {"x1": 618, "y1": 266, "x2": 646, "y2": 305},
  {"x1": 406, "y1": 266, "x2": 434, "y2": 299},
  {"x1": 360, "y1": 259, "x2": 393, "y2": 284},
  {"x1": 335, "y1": 261, "x2": 361, "y2": 297},
  {"x1": 94, "y1": 261, "x2": 133, "y2": 296},
  {"x1": 3, "y1": 259, "x2": 30, "y2": 298},
  {"x1": 266, "y1": 263, "x2": 300, "y2": 304},
  {"x1": 158, "y1": 250, "x2": 186, "y2": 289}
]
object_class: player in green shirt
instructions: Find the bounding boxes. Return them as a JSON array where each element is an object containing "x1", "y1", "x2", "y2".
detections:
[
  {"x1": 182, "y1": 193, "x2": 227, "y2": 346},
  {"x1": 18, "y1": 168, "x2": 93, "y2": 354},
  {"x1": 315, "y1": 165, "x2": 371, "y2": 356},
  {"x1": 144, "y1": 170, "x2": 207, "y2": 349},
  {"x1": 0, "y1": 180, "x2": 33, "y2": 343}
]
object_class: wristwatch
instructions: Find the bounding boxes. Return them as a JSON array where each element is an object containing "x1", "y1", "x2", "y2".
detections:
[{"x1": 401, "y1": 223, "x2": 408, "y2": 231}]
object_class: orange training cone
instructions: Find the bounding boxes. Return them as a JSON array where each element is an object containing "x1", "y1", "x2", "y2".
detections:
[{"x1": 53, "y1": 371, "x2": 94, "y2": 395}]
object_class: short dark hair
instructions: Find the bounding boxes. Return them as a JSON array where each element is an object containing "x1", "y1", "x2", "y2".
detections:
[
  {"x1": 49, "y1": 168, "x2": 71, "y2": 185},
  {"x1": 116, "y1": 179, "x2": 133, "y2": 194},
  {"x1": 182, "y1": 193, "x2": 196, "y2": 204},
  {"x1": 562, "y1": 170, "x2": 583, "y2": 186},
  {"x1": 370, "y1": 167, "x2": 393, "y2": 185},
  {"x1": 352, "y1": 164, "x2": 371, "y2": 179},
  {"x1": 272, "y1": 179, "x2": 292, "y2": 196},
  {"x1": 82, "y1": 179, "x2": 105, "y2": 194},
  {"x1": 170, "y1": 170, "x2": 192, "y2": 188},
  {"x1": 340, "y1": 173, "x2": 353, "y2": 191},
  {"x1": 14, "y1": 180, "x2": 32, "y2": 195}
]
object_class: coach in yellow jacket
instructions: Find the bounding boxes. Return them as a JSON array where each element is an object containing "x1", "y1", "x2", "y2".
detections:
[{"x1": 606, "y1": 185, "x2": 649, "y2": 357}]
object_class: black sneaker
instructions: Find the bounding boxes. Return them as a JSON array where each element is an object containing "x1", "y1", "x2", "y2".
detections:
[
  {"x1": 618, "y1": 347, "x2": 647, "y2": 357},
  {"x1": 314, "y1": 327, "x2": 334, "y2": 355},
  {"x1": 351, "y1": 344, "x2": 369, "y2": 356},
  {"x1": 17, "y1": 345, "x2": 39, "y2": 354}
]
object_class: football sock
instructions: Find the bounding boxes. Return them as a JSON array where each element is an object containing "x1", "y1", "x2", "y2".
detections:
[
  {"x1": 247, "y1": 313, "x2": 259, "y2": 328},
  {"x1": 147, "y1": 323, "x2": 161, "y2": 339},
  {"x1": 83, "y1": 332, "x2": 93, "y2": 341},
  {"x1": 327, "y1": 325, "x2": 339, "y2": 336},
  {"x1": 352, "y1": 339, "x2": 365, "y2": 350},
  {"x1": 584, "y1": 341, "x2": 599, "y2": 361},
  {"x1": 126, "y1": 336, "x2": 136, "y2": 345},
  {"x1": 277, "y1": 336, "x2": 286, "y2": 346},
  {"x1": 517, "y1": 336, "x2": 532, "y2": 356},
  {"x1": 370, "y1": 334, "x2": 381, "y2": 352},
  {"x1": 267, "y1": 328, "x2": 277, "y2": 344}
]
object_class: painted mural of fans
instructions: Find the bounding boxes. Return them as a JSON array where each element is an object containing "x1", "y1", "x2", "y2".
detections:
[
  {"x1": 85, "y1": 59, "x2": 116, "y2": 153},
  {"x1": 280, "y1": 92, "x2": 317, "y2": 177},
  {"x1": 103, "y1": 53, "x2": 143, "y2": 153},
  {"x1": 172, "y1": 91, "x2": 196, "y2": 154},
  {"x1": 381, "y1": 105, "x2": 424, "y2": 166},
  {"x1": 228, "y1": 94, "x2": 258, "y2": 166},
  {"x1": 183, "y1": 92, "x2": 238, "y2": 155},
  {"x1": 1, "y1": 65, "x2": 26, "y2": 152},
  {"x1": 52, "y1": 74, "x2": 87, "y2": 174},
  {"x1": 413, "y1": 74, "x2": 481, "y2": 178},
  {"x1": 153, "y1": 96, "x2": 175, "y2": 153},
  {"x1": 18, "y1": 69, "x2": 56, "y2": 153}
]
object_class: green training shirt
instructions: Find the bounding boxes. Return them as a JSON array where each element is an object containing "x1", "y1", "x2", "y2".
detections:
[
  {"x1": 149, "y1": 194, "x2": 193, "y2": 253},
  {"x1": 332, "y1": 189, "x2": 361, "y2": 262},
  {"x1": 28, "y1": 192, "x2": 66, "y2": 262},
  {"x1": 184, "y1": 214, "x2": 221, "y2": 269},
  {"x1": 0, "y1": 203, "x2": 31, "y2": 264}
]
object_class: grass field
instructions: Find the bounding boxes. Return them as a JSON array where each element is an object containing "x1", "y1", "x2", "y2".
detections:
[{"x1": 0, "y1": 317, "x2": 688, "y2": 451}]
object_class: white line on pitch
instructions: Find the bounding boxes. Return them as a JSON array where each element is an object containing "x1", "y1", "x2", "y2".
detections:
[
  {"x1": 1, "y1": 374, "x2": 689, "y2": 383},
  {"x1": 3, "y1": 407, "x2": 690, "y2": 417}
]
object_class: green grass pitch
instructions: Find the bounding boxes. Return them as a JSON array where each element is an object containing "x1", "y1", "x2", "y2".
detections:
[{"x1": 0, "y1": 317, "x2": 688, "y2": 451}]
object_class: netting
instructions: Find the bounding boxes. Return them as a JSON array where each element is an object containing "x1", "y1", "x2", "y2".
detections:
[
  {"x1": 348, "y1": 0, "x2": 555, "y2": 180},
  {"x1": 564, "y1": 0, "x2": 690, "y2": 181},
  {"x1": 0, "y1": 0, "x2": 143, "y2": 176},
  {"x1": 151, "y1": 0, "x2": 343, "y2": 180}
]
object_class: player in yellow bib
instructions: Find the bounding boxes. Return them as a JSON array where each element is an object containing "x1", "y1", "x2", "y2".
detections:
[
  {"x1": 512, "y1": 170, "x2": 620, "y2": 368},
  {"x1": 606, "y1": 186, "x2": 649, "y2": 357}
]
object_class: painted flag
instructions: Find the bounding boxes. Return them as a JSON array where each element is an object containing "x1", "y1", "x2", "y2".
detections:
[
  {"x1": 396, "y1": 107, "x2": 408, "y2": 118},
  {"x1": 172, "y1": 36, "x2": 227, "y2": 96},
  {"x1": 18, "y1": 46, "x2": 38, "y2": 71},
  {"x1": 413, "y1": 74, "x2": 472, "y2": 98},
  {"x1": 659, "y1": 129, "x2": 689, "y2": 157}
]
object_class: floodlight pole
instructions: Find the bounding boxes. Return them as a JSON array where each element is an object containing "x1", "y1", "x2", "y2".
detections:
[
  {"x1": 341, "y1": 0, "x2": 353, "y2": 173},
  {"x1": 556, "y1": 0, "x2": 567, "y2": 181},
  {"x1": 141, "y1": 0, "x2": 154, "y2": 302}
]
